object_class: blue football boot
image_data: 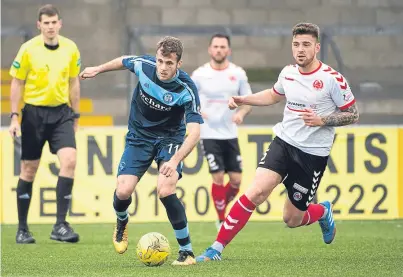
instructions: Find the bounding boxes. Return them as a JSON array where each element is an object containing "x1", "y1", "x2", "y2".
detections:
[
  {"x1": 196, "y1": 247, "x2": 222, "y2": 262},
  {"x1": 318, "y1": 201, "x2": 336, "y2": 244}
]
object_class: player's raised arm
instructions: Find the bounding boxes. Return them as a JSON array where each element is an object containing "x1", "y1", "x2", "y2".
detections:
[
  {"x1": 228, "y1": 88, "x2": 284, "y2": 109},
  {"x1": 79, "y1": 55, "x2": 137, "y2": 80},
  {"x1": 229, "y1": 68, "x2": 286, "y2": 109}
]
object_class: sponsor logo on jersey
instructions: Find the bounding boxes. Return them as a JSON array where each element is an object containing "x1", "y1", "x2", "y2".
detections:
[
  {"x1": 140, "y1": 90, "x2": 171, "y2": 112},
  {"x1": 286, "y1": 101, "x2": 306, "y2": 112},
  {"x1": 342, "y1": 91, "x2": 353, "y2": 101},
  {"x1": 313, "y1": 79, "x2": 324, "y2": 90},
  {"x1": 287, "y1": 101, "x2": 305, "y2": 108}
]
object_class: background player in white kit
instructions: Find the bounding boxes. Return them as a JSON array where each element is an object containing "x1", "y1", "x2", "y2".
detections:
[
  {"x1": 197, "y1": 22, "x2": 359, "y2": 262},
  {"x1": 191, "y1": 34, "x2": 252, "y2": 229}
]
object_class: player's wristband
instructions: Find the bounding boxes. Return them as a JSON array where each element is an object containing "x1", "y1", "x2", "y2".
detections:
[
  {"x1": 9, "y1": 112, "x2": 19, "y2": 118},
  {"x1": 73, "y1": 112, "x2": 81, "y2": 119}
]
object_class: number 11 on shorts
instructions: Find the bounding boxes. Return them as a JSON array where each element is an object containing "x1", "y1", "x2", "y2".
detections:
[{"x1": 168, "y1": 143, "x2": 179, "y2": 154}]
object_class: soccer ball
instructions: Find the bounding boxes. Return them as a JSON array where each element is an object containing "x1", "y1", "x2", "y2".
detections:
[{"x1": 136, "y1": 232, "x2": 171, "y2": 266}]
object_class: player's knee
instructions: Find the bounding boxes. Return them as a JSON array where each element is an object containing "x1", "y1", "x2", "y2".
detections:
[
  {"x1": 229, "y1": 176, "x2": 242, "y2": 187},
  {"x1": 157, "y1": 181, "x2": 176, "y2": 198},
  {"x1": 60, "y1": 152, "x2": 77, "y2": 171},
  {"x1": 116, "y1": 186, "x2": 132, "y2": 200},
  {"x1": 245, "y1": 186, "x2": 267, "y2": 206},
  {"x1": 62, "y1": 155, "x2": 77, "y2": 172},
  {"x1": 116, "y1": 180, "x2": 134, "y2": 199},
  {"x1": 283, "y1": 214, "x2": 301, "y2": 228},
  {"x1": 59, "y1": 151, "x2": 77, "y2": 177},
  {"x1": 157, "y1": 187, "x2": 174, "y2": 198},
  {"x1": 212, "y1": 172, "x2": 225, "y2": 185},
  {"x1": 20, "y1": 161, "x2": 40, "y2": 181}
]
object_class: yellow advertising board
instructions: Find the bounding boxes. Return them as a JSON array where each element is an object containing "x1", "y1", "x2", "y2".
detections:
[
  {"x1": 399, "y1": 128, "x2": 403, "y2": 218},
  {"x1": 0, "y1": 127, "x2": 401, "y2": 224}
]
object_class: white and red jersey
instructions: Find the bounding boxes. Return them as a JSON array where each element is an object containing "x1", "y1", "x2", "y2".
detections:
[
  {"x1": 272, "y1": 61, "x2": 356, "y2": 156},
  {"x1": 192, "y1": 62, "x2": 252, "y2": 139}
]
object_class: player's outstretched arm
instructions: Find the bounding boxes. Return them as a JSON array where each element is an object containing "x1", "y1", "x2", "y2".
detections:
[
  {"x1": 229, "y1": 88, "x2": 284, "y2": 109},
  {"x1": 79, "y1": 55, "x2": 132, "y2": 80},
  {"x1": 321, "y1": 103, "x2": 359, "y2": 126}
]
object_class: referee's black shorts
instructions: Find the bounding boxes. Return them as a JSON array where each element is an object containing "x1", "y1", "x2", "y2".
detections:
[{"x1": 20, "y1": 103, "x2": 76, "y2": 160}]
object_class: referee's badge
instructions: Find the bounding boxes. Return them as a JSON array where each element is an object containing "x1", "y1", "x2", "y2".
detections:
[
  {"x1": 12, "y1": 61, "x2": 21, "y2": 69},
  {"x1": 163, "y1": 92, "x2": 173, "y2": 104}
]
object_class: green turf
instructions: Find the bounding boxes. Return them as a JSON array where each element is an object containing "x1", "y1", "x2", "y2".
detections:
[{"x1": 1, "y1": 221, "x2": 403, "y2": 277}]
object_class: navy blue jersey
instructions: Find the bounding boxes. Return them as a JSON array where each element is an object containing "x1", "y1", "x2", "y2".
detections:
[{"x1": 122, "y1": 55, "x2": 203, "y2": 138}]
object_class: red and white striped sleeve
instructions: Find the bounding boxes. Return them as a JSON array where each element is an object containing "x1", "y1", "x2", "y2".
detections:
[{"x1": 328, "y1": 72, "x2": 355, "y2": 110}]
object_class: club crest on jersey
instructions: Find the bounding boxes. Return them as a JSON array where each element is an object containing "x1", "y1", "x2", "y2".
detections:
[
  {"x1": 313, "y1": 80, "x2": 324, "y2": 91},
  {"x1": 163, "y1": 92, "x2": 173, "y2": 104},
  {"x1": 229, "y1": 75, "x2": 237, "y2": 82}
]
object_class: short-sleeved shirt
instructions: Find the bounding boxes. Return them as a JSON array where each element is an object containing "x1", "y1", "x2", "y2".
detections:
[
  {"x1": 192, "y1": 63, "x2": 252, "y2": 139},
  {"x1": 122, "y1": 55, "x2": 203, "y2": 139},
  {"x1": 9, "y1": 35, "x2": 81, "y2": 107},
  {"x1": 272, "y1": 62, "x2": 356, "y2": 156}
]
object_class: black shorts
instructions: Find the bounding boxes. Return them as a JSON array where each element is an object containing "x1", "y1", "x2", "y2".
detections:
[
  {"x1": 20, "y1": 104, "x2": 76, "y2": 160},
  {"x1": 200, "y1": 138, "x2": 242, "y2": 174},
  {"x1": 258, "y1": 137, "x2": 328, "y2": 211}
]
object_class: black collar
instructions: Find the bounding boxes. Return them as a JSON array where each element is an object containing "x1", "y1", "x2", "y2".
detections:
[{"x1": 44, "y1": 43, "x2": 59, "y2": 50}]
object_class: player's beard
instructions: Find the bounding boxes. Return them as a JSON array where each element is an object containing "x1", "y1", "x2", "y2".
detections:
[
  {"x1": 296, "y1": 55, "x2": 315, "y2": 68},
  {"x1": 212, "y1": 55, "x2": 227, "y2": 64}
]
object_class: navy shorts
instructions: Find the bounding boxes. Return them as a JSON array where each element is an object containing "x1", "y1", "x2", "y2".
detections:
[{"x1": 117, "y1": 132, "x2": 184, "y2": 180}]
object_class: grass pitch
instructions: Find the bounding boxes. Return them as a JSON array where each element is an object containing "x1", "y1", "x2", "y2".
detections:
[{"x1": 1, "y1": 220, "x2": 403, "y2": 277}]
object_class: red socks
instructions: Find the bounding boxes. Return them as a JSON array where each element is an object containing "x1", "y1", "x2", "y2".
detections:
[
  {"x1": 212, "y1": 183, "x2": 227, "y2": 221},
  {"x1": 212, "y1": 182, "x2": 241, "y2": 221},
  {"x1": 216, "y1": 194, "x2": 255, "y2": 246},
  {"x1": 225, "y1": 182, "x2": 240, "y2": 203},
  {"x1": 300, "y1": 204, "x2": 325, "y2": 226}
]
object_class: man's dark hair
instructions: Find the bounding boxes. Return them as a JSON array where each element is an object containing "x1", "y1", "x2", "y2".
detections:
[
  {"x1": 209, "y1": 33, "x2": 231, "y2": 47},
  {"x1": 292, "y1": 22, "x2": 320, "y2": 42},
  {"x1": 156, "y1": 36, "x2": 183, "y2": 61},
  {"x1": 38, "y1": 4, "x2": 60, "y2": 21}
]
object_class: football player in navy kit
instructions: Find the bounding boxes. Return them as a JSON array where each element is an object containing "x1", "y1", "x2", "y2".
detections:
[{"x1": 80, "y1": 36, "x2": 203, "y2": 265}]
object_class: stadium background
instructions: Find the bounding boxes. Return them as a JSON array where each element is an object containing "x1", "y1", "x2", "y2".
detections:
[{"x1": 1, "y1": 0, "x2": 403, "y2": 223}]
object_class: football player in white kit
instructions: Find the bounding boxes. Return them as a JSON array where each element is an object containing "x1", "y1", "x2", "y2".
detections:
[
  {"x1": 197, "y1": 23, "x2": 359, "y2": 262},
  {"x1": 191, "y1": 34, "x2": 252, "y2": 229}
]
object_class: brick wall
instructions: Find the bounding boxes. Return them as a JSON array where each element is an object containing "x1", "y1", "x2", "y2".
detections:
[{"x1": 2, "y1": 0, "x2": 402, "y2": 117}]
